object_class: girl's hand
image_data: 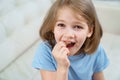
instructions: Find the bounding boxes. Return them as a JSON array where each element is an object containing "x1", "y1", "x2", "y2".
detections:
[{"x1": 52, "y1": 41, "x2": 70, "y2": 71}]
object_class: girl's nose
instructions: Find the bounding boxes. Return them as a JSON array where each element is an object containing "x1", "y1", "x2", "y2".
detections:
[{"x1": 61, "y1": 29, "x2": 75, "y2": 41}]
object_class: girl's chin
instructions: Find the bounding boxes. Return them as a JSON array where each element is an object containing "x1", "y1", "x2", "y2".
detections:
[
  {"x1": 68, "y1": 48, "x2": 80, "y2": 56},
  {"x1": 68, "y1": 50, "x2": 78, "y2": 56}
]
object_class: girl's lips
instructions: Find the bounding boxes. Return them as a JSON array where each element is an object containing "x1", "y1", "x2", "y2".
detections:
[{"x1": 66, "y1": 42, "x2": 75, "y2": 48}]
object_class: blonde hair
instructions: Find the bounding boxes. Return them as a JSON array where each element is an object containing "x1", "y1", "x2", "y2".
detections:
[{"x1": 40, "y1": 0, "x2": 103, "y2": 54}]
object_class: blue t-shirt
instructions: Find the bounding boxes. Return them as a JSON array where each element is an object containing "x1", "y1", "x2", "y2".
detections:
[{"x1": 32, "y1": 41, "x2": 109, "y2": 80}]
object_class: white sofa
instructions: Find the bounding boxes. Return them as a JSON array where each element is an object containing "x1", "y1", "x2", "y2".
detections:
[
  {"x1": 93, "y1": 1, "x2": 120, "y2": 80},
  {"x1": 0, "y1": 0, "x2": 120, "y2": 80},
  {"x1": 0, "y1": 0, "x2": 52, "y2": 80}
]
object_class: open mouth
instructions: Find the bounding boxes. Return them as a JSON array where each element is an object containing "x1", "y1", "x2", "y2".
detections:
[{"x1": 66, "y1": 42, "x2": 75, "y2": 48}]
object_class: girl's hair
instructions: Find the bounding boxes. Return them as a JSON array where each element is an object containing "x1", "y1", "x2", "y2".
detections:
[{"x1": 40, "y1": 0, "x2": 103, "y2": 54}]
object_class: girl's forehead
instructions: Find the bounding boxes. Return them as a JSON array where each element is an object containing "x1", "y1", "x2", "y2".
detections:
[{"x1": 56, "y1": 7, "x2": 87, "y2": 22}]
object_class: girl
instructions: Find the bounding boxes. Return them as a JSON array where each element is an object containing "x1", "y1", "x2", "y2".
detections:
[{"x1": 32, "y1": 0, "x2": 109, "y2": 80}]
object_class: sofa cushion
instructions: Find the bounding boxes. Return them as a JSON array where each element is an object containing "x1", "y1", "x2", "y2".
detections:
[{"x1": 0, "y1": 25, "x2": 39, "y2": 71}]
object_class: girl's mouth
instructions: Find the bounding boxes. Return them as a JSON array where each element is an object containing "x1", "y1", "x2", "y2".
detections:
[{"x1": 66, "y1": 42, "x2": 75, "y2": 48}]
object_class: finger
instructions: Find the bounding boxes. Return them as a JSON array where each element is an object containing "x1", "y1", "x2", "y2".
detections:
[
  {"x1": 60, "y1": 47, "x2": 70, "y2": 56},
  {"x1": 52, "y1": 42, "x2": 65, "y2": 56},
  {"x1": 53, "y1": 41, "x2": 66, "y2": 51},
  {"x1": 57, "y1": 41, "x2": 66, "y2": 48}
]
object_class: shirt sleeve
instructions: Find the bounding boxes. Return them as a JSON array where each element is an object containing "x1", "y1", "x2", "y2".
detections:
[
  {"x1": 32, "y1": 42, "x2": 56, "y2": 71},
  {"x1": 94, "y1": 44, "x2": 109, "y2": 73}
]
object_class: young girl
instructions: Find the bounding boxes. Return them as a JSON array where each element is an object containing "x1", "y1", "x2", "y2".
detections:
[{"x1": 32, "y1": 0, "x2": 109, "y2": 80}]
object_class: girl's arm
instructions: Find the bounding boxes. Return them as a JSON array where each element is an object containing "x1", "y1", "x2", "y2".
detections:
[
  {"x1": 40, "y1": 68, "x2": 68, "y2": 80},
  {"x1": 40, "y1": 70, "x2": 56, "y2": 80},
  {"x1": 40, "y1": 42, "x2": 70, "y2": 80},
  {"x1": 93, "y1": 71, "x2": 105, "y2": 80}
]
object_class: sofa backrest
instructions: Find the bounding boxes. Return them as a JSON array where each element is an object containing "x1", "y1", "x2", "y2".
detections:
[{"x1": 94, "y1": 1, "x2": 120, "y2": 35}]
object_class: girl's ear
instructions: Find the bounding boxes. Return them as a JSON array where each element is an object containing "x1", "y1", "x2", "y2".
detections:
[{"x1": 87, "y1": 27, "x2": 93, "y2": 38}]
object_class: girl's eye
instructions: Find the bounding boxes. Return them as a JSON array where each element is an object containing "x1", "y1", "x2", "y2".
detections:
[
  {"x1": 74, "y1": 25, "x2": 83, "y2": 29},
  {"x1": 57, "y1": 23, "x2": 65, "y2": 27}
]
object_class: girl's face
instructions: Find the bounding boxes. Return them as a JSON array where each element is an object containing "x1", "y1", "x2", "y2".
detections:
[{"x1": 53, "y1": 7, "x2": 93, "y2": 56}]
